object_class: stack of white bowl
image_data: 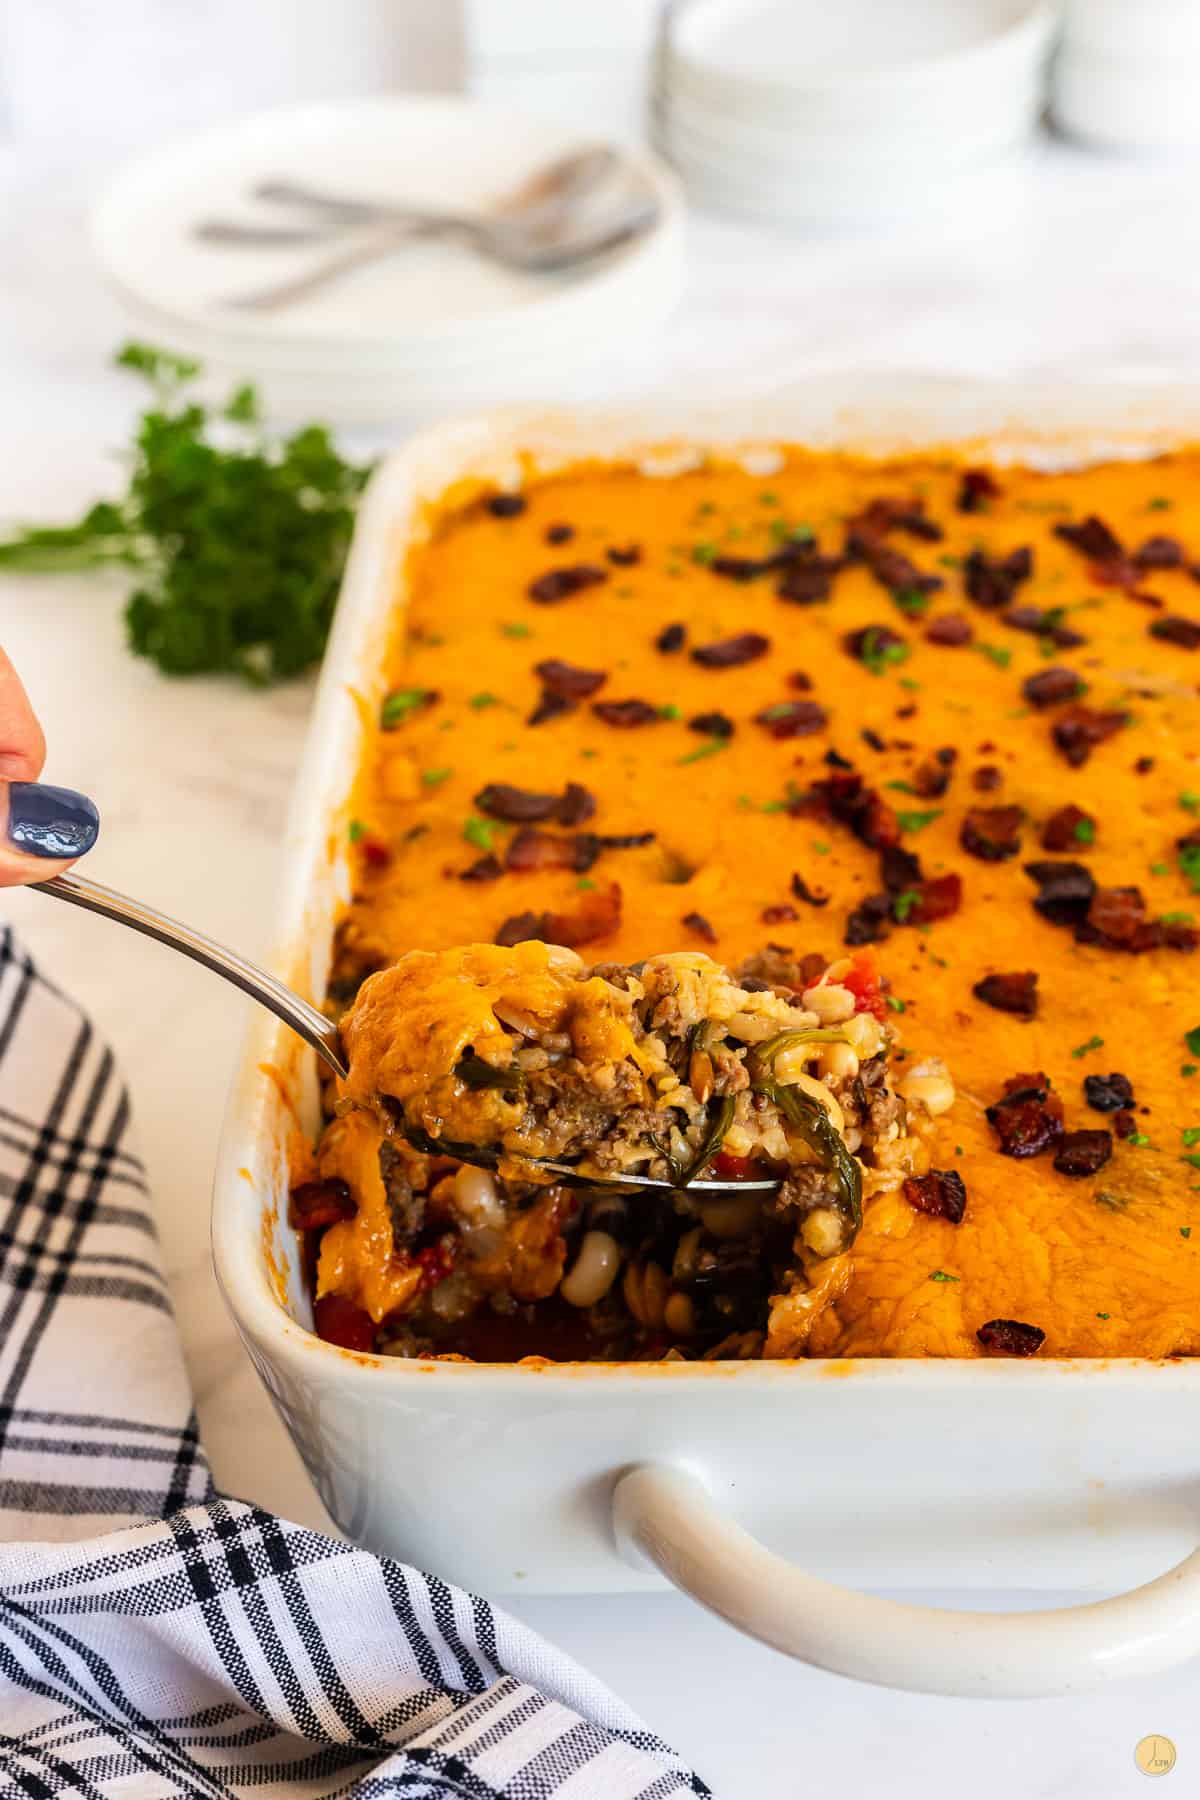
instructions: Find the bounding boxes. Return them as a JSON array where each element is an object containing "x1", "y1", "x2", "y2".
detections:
[
  {"x1": 1054, "y1": 0, "x2": 1200, "y2": 150},
  {"x1": 653, "y1": 0, "x2": 1057, "y2": 226},
  {"x1": 91, "y1": 96, "x2": 684, "y2": 424}
]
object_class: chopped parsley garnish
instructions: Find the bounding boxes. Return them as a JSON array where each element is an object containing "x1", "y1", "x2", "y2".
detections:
[
  {"x1": 1185, "y1": 1065, "x2": 1200, "y2": 1079},
  {"x1": 576, "y1": 877, "x2": 596, "y2": 891},
  {"x1": 0, "y1": 344, "x2": 373, "y2": 683},
  {"x1": 758, "y1": 491, "x2": 780, "y2": 506},
  {"x1": 975, "y1": 642, "x2": 1012, "y2": 670},
  {"x1": 1073, "y1": 817, "x2": 1095, "y2": 844},
  {"x1": 679, "y1": 738, "x2": 729, "y2": 765},
  {"x1": 899, "y1": 676, "x2": 921, "y2": 692},
  {"x1": 1179, "y1": 845, "x2": 1200, "y2": 893},
  {"x1": 860, "y1": 630, "x2": 910, "y2": 676},
  {"x1": 463, "y1": 816, "x2": 497, "y2": 852},
  {"x1": 886, "y1": 780, "x2": 919, "y2": 795},
  {"x1": 885, "y1": 994, "x2": 907, "y2": 1013},
  {"x1": 1162, "y1": 911, "x2": 1196, "y2": 925},
  {"x1": 658, "y1": 703, "x2": 682, "y2": 720},
  {"x1": 381, "y1": 687, "x2": 433, "y2": 728},
  {"x1": 768, "y1": 518, "x2": 814, "y2": 546},
  {"x1": 1129, "y1": 1132, "x2": 1151, "y2": 1148},
  {"x1": 928, "y1": 1269, "x2": 959, "y2": 1283},
  {"x1": 1096, "y1": 1312, "x2": 1110, "y2": 1320},
  {"x1": 896, "y1": 809, "x2": 942, "y2": 834},
  {"x1": 1151, "y1": 862, "x2": 1171, "y2": 876},
  {"x1": 1183, "y1": 1227, "x2": 1193, "y2": 1239},
  {"x1": 1186, "y1": 1027, "x2": 1200, "y2": 1058},
  {"x1": 469, "y1": 691, "x2": 499, "y2": 710},
  {"x1": 1180, "y1": 792, "x2": 1200, "y2": 815},
  {"x1": 1148, "y1": 496, "x2": 1172, "y2": 511},
  {"x1": 891, "y1": 889, "x2": 921, "y2": 922},
  {"x1": 692, "y1": 542, "x2": 716, "y2": 565},
  {"x1": 501, "y1": 621, "x2": 532, "y2": 638},
  {"x1": 893, "y1": 588, "x2": 930, "y2": 616},
  {"x1": 1071, "y1": 1035, "x2": 1105, "y2": 1058},
  {"x1": 1185, "y1": 1129, "x2": 1200, "y2": 1147},
  {"x1": 1186, "y1": 1153, "x2": 1200, "y2": 1170},
  {"x1": 421, "y1": 768, "x2": 452, "y2": 786},
  {"x1": 348, "y1": 819, "x2": 366, "y2": 843},
  {"x1": 811, "y1": 841, "x2": 831, "y2": 855}
]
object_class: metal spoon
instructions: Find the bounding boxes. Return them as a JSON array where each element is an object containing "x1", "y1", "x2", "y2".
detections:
[{"x1": 34, "y1": 870, "x2": 778, "y2": 1194}]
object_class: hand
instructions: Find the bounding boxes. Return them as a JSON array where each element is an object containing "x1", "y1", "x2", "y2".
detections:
[{"x1": 0, "y1": 648, "x2": 98, "y2": 886}]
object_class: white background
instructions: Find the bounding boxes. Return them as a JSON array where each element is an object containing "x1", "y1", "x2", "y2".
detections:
[{"x1": 3, "y1": 7, "x2": 1200, "y2": 1795}]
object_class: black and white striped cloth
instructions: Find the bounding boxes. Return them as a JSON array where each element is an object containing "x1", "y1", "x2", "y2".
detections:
[{"x1": 0, "y1": 926, "x2": 709, "y2": 1798}]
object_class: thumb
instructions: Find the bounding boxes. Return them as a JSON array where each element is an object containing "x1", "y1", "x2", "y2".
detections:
[{"x1": 0, "y1": 648, "x2": 99, "y2": 887}]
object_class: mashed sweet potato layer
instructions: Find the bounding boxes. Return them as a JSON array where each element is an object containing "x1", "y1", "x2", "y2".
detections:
[{"x1": 326, "y1": 447, "x2": 1200, "y2": 1358}]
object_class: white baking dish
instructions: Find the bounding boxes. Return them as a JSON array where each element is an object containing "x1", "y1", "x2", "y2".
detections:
[{"x1": 213, "y1": 377, "x2": 1200, "y2": 1697}]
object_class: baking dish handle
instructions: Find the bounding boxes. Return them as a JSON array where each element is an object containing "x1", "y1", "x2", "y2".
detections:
[{"x1": 612, "y1": 1463, "x2": 1200, "y2": 1697}]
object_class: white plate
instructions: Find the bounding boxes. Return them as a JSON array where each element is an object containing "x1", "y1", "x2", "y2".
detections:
[{"x1": 91, "y1": 95, "x2": 683, "y2": 358}]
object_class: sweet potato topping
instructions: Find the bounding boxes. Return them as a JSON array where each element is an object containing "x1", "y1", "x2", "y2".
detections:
[{"x1": 316, "y1": 443, "x2": 1200, "y2": 1360}]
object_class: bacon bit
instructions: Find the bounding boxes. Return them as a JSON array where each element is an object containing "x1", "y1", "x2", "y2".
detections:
[
  {"x1": 1054, "y1": 514, "x2": 1123, "y2": 562},
  {"x1": 842, "y1": 950, "x2": 887, "y2": 1018},
  {"x1": 682, "y1": 910, "x2": 718, "y2": 943},
  {"x1": 313, "y1": 1294, "x2": 376, "y2": 1353},
  {"x1": 1053, "y1": 1129, "x2": 1114, "y2": 1177},
  {"x1": 825, "y1": 747, "x2": 853, "y2": 769},
  {"x1": 495, "y1": 909, "x2": 544, "y2": 947},
  {"x1": 977, "y1": 1318, "x2": 1045, "y2": 1356},
  {"x1": 881, "y1": 844, "x2": 922, "y2": 893},
  {"x1": 788, "y1": 670, "x2": 813, "y2": 690},
  {"x1": 416, "y1": 1238, "x2": 457, "y2": 1290},
  {"x1": 1051, "y1": 704, "x2": 1129, "y2": 768},
  {"x1": 972, "y1": 765, "x2": 1002, "y2": 793},
  {"x1": 595, "y1": 830, "x2": 657, "y2": 851},
  {"x1": 957, "y1": 468, "x2": 1002, "y2": 513},
  {"x1": 1135, "y1": 755, "x2": 1155, "y2": 774},
  {"x1": 1041, "y1": 804, "x2": 1095, "y2": 853},
  {"x1": 528, "y1": 691, "x2": 574, "y2": 726},
  {"x1": 906, "y1": 873, "x2": 963, "y2": 924},
  {"x1": 859, "y1": 541, "x2": 945, "y2": 601},
  {"x1": 972, "y1": 970, "x2": 1039, "y2": 1018},
  {"x1": 790, "y1": 871, "x2": 829, "y2": 908},
  {"x1": 475, "y1": 781, "x2": 594, "y2": 824},
  {"x1": 861, "y1": 727, "x2": 886, "y2": 752},
  {"x1": 487, "y1": 492, "x2": 526, "y2": 518},
  {"x1": 1149, "y1": 614, "x2": 1200, "y2": 649},
  {"x1": 925, "y1": 612, "x2": 974, "y2": 646},
  {"x1": 960, "y1": 805, "x2": 1024, "y2": 862},
  {"x1": 809, "y1": 768, "x2": 901, "y2": 849},
  {"x1": 459, "y1": 853, "x2": 503, "y2": 883},
  {"x1": 1002, "y1": 604, "x2": 1086, "y2": 648},
  {"x1": 527, "y1": 563, "x2": 608, "y2": 604},
  {"x1": 1022, "y1": 666, "x2": 1084, "y2": 709},
  {"x1": 985, "y1": 1072, "x2": 1064, "y2": 1158},
  {"x1": 755, "y1": 699, "x2": 829, "y2": 739},
  {"x1": 709, "y1": 541, "x2": 811, "y2": 582},
  {"x1": 846, "y1": 495, "x2": 943, "y2": 546},
  {"x1": 692, "y1": 632, "x2": 771, "y2": 669},
  {"x1": 1083, "y1": 1071, "x2": 1134, "y2": 1112},
  {"x1": 903, "y1": 1169, "x2": 967, "y2": 1223},
  {"x1": 963, "y1": 545, "x2": 1033, "y2": 610},
  {"x1": 1134, "y1": 534, "x2": 1183, "y2": 570},
  {"x1": 689, "y1": 710, "x2": 735, "y2": 738},
  {"x1": 1079, "y1": 883, "x2": 1196, "y2": 953},
  {"x1": 776, "y1": 557, "x2": 843, "y2": 605},
  {"x1": 655, "y1": 622, "x2": 686, "y2": 653},
  {"x1": 505, "y1": 829, "x2": 598, "y2": 873},
  {"x1": 289, "y1": 1178, "x2": 355, "y2": 1231},
  {"x1": 592, "y1": 698, "x2": 660, "y2": 728},
  {"x1": 761, "y1": 903, "x2": 798, "y2": 924},
  {"x1": 844, "y1": 894, "x2": 893, "y2": 946},
  {"x1": 607, "y1": 542, "x2": 642, "y2": 566},
  {"x1": 361, "y1": 838, "x2": 391, "y2": 870},
  {"x1": 534, "y1": 658, "x2": 607, "y2": 699},
  {"x1": 1024, "y1": 858, "x2": 1097, "y2": 926},
  {"x1": 1113, "y1": 1108, "x2": 1138, "y2": 1140},
  {"x1": 545, "y1": 522, "x2": 574, "y2": 545},
  {"x1": 911, "y1": 757, "x2": 953, "y2": 798}
]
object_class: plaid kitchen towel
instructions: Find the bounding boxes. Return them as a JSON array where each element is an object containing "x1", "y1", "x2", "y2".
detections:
[{"x1": 0, "y1": 926, "x2": 709, "y2": 1799}]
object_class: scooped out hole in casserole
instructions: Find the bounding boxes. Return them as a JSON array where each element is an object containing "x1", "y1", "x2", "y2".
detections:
[{"x1": 297, "y1": 939, "x2": 941, "y2": 1360}]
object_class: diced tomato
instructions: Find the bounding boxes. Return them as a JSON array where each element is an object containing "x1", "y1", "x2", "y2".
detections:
[
  {"x1": 362, "y1": 838, "x2": 392, "y2": 870},
  {"x1": 842, "y1": 950, "x2": 887, "y2": 1020},
  {"x1": 313, "y1": 1293, "x2": 376, "y2": 1352},
  {"x1": 416, "y1": 1238, "x2": 457, "y2": 1291},
  {"x1": 713, "y1": 1150, "x2": 753, "y2": 1180}
]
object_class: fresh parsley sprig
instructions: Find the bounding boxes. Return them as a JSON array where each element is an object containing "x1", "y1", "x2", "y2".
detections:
[{"x1": 0, "y1": 344, "x2": 374, "y2": 684}]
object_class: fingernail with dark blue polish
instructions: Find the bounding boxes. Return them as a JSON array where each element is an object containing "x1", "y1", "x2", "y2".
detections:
[{"x1": 7, "y1": 782, "x2": 100, "y2": 859}]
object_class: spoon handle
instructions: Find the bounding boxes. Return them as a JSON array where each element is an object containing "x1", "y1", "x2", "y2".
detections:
[
  {"x1": 33, "y1": 870, "x2": 347, "y2": 1079},
  {"x1": 217, "y1": 223, "x2": 463, "y2": 313}
]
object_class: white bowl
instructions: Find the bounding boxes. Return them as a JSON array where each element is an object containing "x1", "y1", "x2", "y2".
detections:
[{"x1": 1054, "y1": 50, "x2": 1200, "y2": 149}]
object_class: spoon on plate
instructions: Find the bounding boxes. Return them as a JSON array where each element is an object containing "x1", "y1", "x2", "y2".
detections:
[{"x1": 34, "y1": 870, "x2": 778, "y2": 1194}]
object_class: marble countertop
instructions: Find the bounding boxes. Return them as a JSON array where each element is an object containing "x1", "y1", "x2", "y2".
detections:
[{"x1": 4, "y1": 120, "x2": 1200, "y2": 1798}]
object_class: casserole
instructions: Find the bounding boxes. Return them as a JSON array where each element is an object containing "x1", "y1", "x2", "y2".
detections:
[{"x1": 214, "y1": 377, "x2": 1200, "y2": 1696}]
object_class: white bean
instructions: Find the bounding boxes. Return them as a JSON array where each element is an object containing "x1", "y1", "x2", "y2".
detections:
[
  {"x1": 899, "y1": 1061, "x2": 956, "y2": 1117},
  {"x1": 801, "y1": 982, "x2": 856, "y2": 1024},
  {"x1": 817, "y1": 1041, "x2": 860, "y2": 1081},
  {"x1": 560, "y1": 1231, "x2": 622, "y2": 1307},
  {"x1": 697, "y1": 1193, "x2": 761, "y2": 1240},
  {"x1": 453, "y1": 1164, "x2": 504, "y2": 1230}
]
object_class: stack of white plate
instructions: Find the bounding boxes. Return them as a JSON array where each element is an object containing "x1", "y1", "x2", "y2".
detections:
[
  {"x1": 91, "y1": 97, "x2": 684, "y2": 424},
  {"x1": 654, "y1": 0, "x2": 1057, "y2": 226},
  {"x1": 1054, "y1": 0, "x2": 1200, "y2": 150}
]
